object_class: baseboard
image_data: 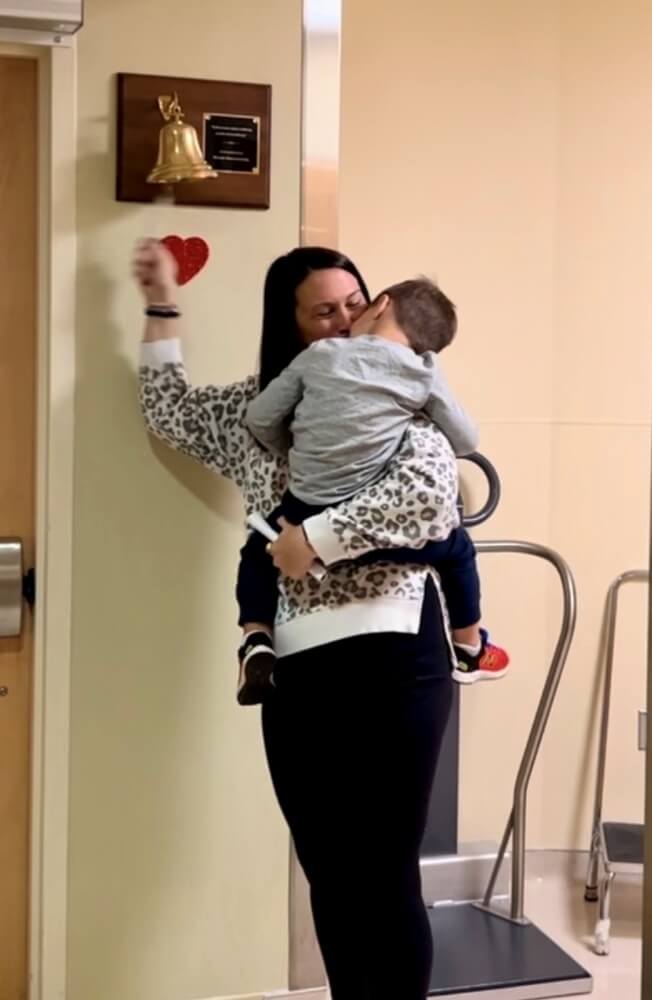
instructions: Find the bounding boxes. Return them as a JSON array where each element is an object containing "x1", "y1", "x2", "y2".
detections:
[
  {"x1": 265, "y1": 991, "x2": 329, "y2": 1000},
  {"x1": 201, "y1": 988, "x2": 328, "y2": 1000},
  {"x1": 525, "y1": 848, "x2": 590, "y2": 881}
]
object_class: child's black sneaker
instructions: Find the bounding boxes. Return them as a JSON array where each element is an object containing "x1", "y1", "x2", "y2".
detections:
[{"x1": 237, "y1": 631, "x2": 276, "y2": 706}]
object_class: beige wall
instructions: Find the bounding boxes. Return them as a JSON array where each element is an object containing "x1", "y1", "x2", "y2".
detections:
[
  {"x1": 68, "y1": 2, "x2": 301, "y2": 999},
  {"x1": 546, "y1": 0, "x2": 652, "y2": 847},
  {"x1": 340, "y1": 0, "x2": 651, "y2": 849}
]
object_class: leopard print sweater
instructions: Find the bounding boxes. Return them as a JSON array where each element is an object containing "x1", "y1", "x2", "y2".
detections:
[{"x1": 139, "y1": 339, "x2": 460, "y2": 657}]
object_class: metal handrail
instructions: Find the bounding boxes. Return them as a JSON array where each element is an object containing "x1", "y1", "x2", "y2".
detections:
[
  {"x1": 585, "y1": 570, "x2": 649, "y2": 898},
  {"x1": 460, "y1": 452, "x2": 502, "y2": 528},
  {"x1": 472, "y1": 541, "x2": 578, "y2": 923}
]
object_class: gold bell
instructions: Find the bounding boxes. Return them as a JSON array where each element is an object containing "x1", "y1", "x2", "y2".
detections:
[{"x1": 147, "y1": 93, "x2": 218, "y2": 185}]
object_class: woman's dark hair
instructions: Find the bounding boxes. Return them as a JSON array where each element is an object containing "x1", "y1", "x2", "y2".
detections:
[{"x1": 259, "y1": 246, "x2": 370, "y2": 389}]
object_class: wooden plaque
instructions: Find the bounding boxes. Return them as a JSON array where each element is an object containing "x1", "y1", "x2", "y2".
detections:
[{"x1": 116, "y1": 72, "x2": 271, "y2": 209}]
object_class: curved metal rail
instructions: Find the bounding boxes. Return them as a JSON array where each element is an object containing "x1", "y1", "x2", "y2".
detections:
[
  {"x1": 584, "y1": 570, "x2": 649, "y2": 899},
  {"x1": 459, "y1": 452, "x2": 502, "y2": 528},
  {"x1": 472, "y1": 541, "x2": 578, "y2": 923}
]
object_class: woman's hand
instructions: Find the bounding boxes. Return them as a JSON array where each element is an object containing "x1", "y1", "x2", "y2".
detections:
[
  {"x1": 132, "y1": 239, "x2": 178, "y2": 306},
  {"x1": 268, "y1": 518, "x2": 319, "y2": 580}
]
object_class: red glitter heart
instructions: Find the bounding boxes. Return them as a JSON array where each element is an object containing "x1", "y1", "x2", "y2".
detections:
[{"x1": 161, "y1": 235, "x2": 210, "y2": 285}]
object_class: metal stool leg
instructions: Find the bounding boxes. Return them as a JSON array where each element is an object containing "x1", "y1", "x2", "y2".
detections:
[
  {"x1": 585, "y1": 824, "x2": 600, "y2": 902},
  {"x1": 594, "y1": 869, "x2": 615, "y2": 955}
]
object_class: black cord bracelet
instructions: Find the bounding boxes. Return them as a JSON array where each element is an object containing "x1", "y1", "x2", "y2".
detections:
[{"x1": 145, "y1": 306, "x2": 181, "y2": 319}]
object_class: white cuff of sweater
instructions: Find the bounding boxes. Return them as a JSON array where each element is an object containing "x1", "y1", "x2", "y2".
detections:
[
  {"x1": 302, "y1": 512, "x2": 348, "y2": 566},
  {"x1": 139, "y1": 339, "x2": 183, "y2": 368}
]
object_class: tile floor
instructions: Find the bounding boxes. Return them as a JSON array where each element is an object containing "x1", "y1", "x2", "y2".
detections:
[{"x1": 524, "y1": 865, "x2": 641, "y2": 998}]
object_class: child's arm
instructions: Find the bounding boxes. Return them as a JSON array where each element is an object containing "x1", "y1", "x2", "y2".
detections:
[
  {"x1": 422, "y1": 358, "x2": 479, "y2": 456},
  {"x1": 246, "y1": 362, "x2": 305, "y2": 455},
  {"x1": 302, "y1": 417, "x2": 459, "y2": 565}
]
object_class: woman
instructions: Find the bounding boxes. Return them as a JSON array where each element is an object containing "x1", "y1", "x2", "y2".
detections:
[{"x1": 133, "y1": 240, "x2": 459, "y2": 1000}]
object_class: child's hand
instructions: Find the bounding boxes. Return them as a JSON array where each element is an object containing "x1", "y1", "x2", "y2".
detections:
[{"x1": 268, "y1": 518, "x2": 319, "y2": 580}]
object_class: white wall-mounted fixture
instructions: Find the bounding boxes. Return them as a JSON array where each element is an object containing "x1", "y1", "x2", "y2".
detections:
[{"x1": 0, "y1": 1, "x2": 82, "y2": 46}]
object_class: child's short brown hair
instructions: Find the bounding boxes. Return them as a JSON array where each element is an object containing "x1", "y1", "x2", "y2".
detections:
[{"x1": 382, "y1": 277, "x2": 457, "y2": 354}]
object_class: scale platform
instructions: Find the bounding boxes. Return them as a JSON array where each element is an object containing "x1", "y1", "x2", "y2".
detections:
[{"x1": 428, "y1": 904, "x2": 592, "y2": 998}]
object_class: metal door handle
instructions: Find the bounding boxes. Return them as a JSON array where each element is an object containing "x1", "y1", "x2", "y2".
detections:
[{"x1": 0, "y1": 539, "x2": 23, "y2": 637}]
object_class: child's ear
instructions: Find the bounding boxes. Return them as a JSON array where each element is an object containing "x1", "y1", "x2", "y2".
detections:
[{"x1": 371, "y1": 293, "x2": 390, "y2": 319}]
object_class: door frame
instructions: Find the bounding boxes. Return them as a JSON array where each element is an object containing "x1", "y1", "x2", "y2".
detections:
[
  {"x1": 0, "y1": 37, "x2": 77, "y2": 1000},
  {"x1": 644, "y1": 437, "x2": 652, "y2": 995}
]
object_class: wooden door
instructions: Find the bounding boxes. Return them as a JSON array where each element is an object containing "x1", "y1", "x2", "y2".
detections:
[{"x1": 0, "y1": 54, "x2": 38, "y2": 1000}]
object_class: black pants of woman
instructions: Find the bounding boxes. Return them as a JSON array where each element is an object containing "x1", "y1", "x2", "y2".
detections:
[{"x1": 262, "y1": 579, "x2": 453, "y2": 1000}]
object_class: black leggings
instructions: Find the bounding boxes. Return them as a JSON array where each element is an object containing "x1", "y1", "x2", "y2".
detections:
[{"x1": 261, "y1": 579, "x2": 453, "y2": 999}]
